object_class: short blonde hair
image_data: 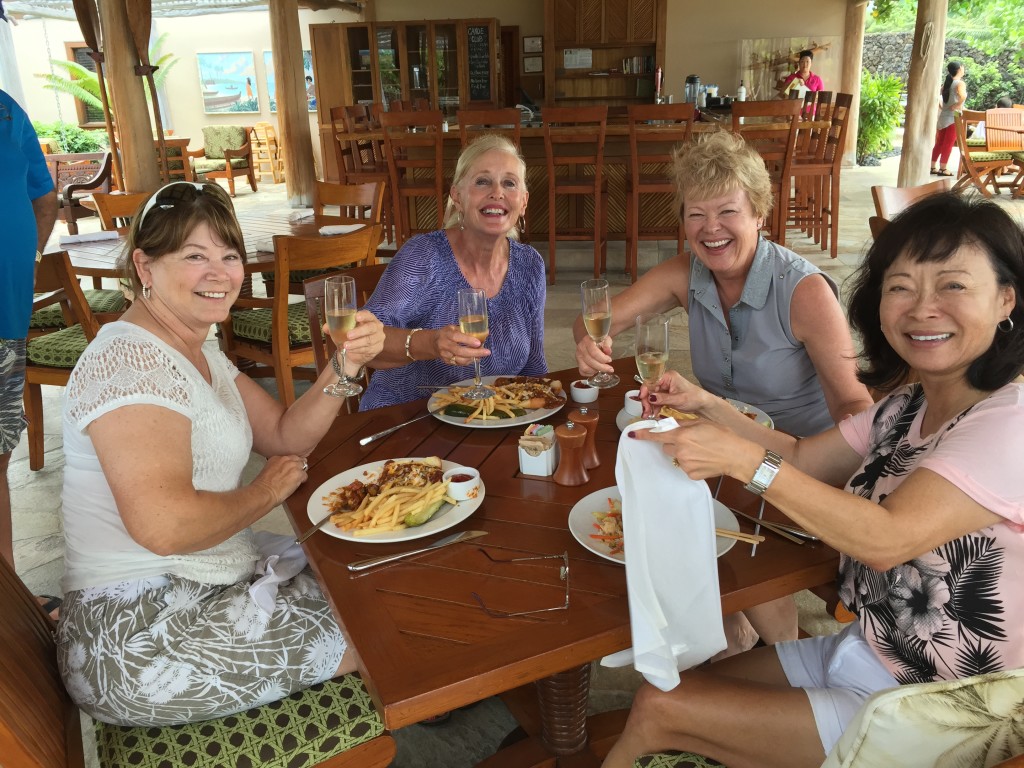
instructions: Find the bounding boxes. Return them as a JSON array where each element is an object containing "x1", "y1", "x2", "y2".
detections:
[
  {"x1": 671, "y1": 130, "x2": 773, "y2": 221},
  {"x1": 443, "y1": 133, "x2": 527, "y2": 239}
]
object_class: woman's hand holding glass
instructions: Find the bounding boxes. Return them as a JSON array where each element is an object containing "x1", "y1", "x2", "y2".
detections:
[
  {"x1": 575, "y1": 333, "x2": 615, "y2": 379},
  {"x1": 580, "y1": 279, "x2": 620, "y2": 388},
  {"x1": 639, "y1": 370, "x2": 713, "y2": 419}
]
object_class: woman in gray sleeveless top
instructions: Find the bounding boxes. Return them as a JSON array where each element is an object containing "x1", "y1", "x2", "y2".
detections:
[{"x1": 572, "y1": 130, "x2": 873, "y2": 654}]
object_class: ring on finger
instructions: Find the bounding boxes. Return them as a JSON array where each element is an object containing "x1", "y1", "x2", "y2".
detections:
[
  {"x1": 302, "y1": 459, "x2": 309, "y2": 472},
  {"x1": 449, "y1": 354, "x2": 457, "y2": 365},
  {"x1": 671, "y1": 458, "x2": 680, "y2": 468}
]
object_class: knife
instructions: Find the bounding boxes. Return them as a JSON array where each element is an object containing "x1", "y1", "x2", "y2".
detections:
[
  {"x1": 295, "y1": 507, "x2": 340, "y2": 545},
  {"x1": 347, "y1": 529, "x2": 487, "y2": 571},
  {"x1": 728, "y1": 507, "x2": 807, "y2": 545}
]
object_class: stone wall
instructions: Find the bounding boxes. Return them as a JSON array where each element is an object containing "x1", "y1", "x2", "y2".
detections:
[{"x1": 863, "y1": 32, "x2": 1010, "y2": 81}]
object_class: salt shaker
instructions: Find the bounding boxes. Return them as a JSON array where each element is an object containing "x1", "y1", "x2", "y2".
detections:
[
  {"x1": 568, "y1": 407, "x2": 600, "y2": 470},
  {"x1": 553, "y1": 421, "x2": 589, "y2": 486}
]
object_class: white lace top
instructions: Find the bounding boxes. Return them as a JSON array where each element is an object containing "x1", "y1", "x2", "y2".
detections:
[{"x1": 61, "y1": 321, "x2": 257, "y2": 593}]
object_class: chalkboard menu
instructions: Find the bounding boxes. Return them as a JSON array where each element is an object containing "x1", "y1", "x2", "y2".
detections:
[{"x1": 466, "y1": 25, "x2": 491, "y2": 102}]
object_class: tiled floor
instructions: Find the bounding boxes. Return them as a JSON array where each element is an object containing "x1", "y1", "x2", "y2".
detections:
[{"x1": 13, "y1": 156, "x2": 1024, "y2": 766}]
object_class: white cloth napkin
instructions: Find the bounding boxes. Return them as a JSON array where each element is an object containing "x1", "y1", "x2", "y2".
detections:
[
  {"x1": 252, "y1": 237, "x2": 275, "y2": 254},
  {"x1": 249, "y1": 531, "x2": 310, "y2": 617},
  {"x1": 600, "y1": 418, "x2": 726, "y2": 691},
  {"x1": 319, "y1": 223, "x2": 366, "y2": 236},
  {"x1": 287, "y1": 208, "x2": 315, "y2": 222},
  {"x1": 58, "y1": 230, "x2": 120, "y2": 246}
]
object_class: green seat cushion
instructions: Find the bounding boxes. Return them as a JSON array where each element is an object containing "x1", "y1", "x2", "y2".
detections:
[
  {"x1": 230, "y1": 300, "x2": 311, "y2": 345},
  {"x1": 968, "y1": 151, "x2": 1013, "y2": 162},
  {"x1": 30, "y1": 289, "x2": 126, "y2": 330},
  {"x1": 96, "y1": 675, "x2": 385, "y2": 768},
  {"x1": 965, "y1": 137, "x2": 987, "y2": 148},
  {"x1": 26, "y1": 324, "x2": 89, "y2": 368},
  {"x1": 201, "y1": 125, "x2": 248, "y2": 160},
  {"x1": 635, "y1": 753, "x2": 725, "y2": 767},
  {"x1": 194, "y1": 158, "x2": 250, "y2": 175},
  {"x1": 1009, "y1": 151, "x2": 1024, "y2": 163}
]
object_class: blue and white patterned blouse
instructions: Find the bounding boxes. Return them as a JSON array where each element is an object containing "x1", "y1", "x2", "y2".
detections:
[{"x1": 359, "y1": 230, "x2": 548, "y2": 410}]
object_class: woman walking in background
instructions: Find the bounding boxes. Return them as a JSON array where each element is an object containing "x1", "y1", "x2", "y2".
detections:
[{"x1": 930, "y1": 60, "x2": 966, "y2": 177}]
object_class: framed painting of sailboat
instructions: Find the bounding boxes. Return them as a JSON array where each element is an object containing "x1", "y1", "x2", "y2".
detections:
[{"x1": 196, "y1": 51, "x2": 259, "y2": 114}]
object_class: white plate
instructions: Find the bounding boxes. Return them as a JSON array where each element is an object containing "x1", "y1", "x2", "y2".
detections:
[
  {"x1": 306, "y1": 458, "x2": 485, "y2": 543},
  {"x1": 726, "y1": 399, "x2": 774, "y2": 429},
  {"x1": 427, "y1": 376, "x2": 567, "y2": 429},
  {"x1": 567, "y1": 487, "x2": 739, "y2": 564}
]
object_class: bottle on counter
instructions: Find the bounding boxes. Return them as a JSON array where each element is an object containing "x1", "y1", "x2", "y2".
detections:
[{"x1": 736, "y1": 80, "x2": 747, "y2": 102}]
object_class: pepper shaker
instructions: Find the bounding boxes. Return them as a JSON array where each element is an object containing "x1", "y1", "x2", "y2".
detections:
[
  {"x1": 553, "y1": 421, "x2": 589, "y2": 486},
  {"x1": 568, "y1": 407, "x2": 600, "y2": 470}
]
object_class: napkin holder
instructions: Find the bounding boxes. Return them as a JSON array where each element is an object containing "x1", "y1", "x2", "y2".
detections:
[{"x1": 518, "y1": 424, "x2": 557, "y2": 476}]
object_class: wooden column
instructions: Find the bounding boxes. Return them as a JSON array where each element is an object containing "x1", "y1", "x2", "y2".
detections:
[
  {"x1": 840, "y1": 0, "x2": 868, "y2": 167},
  {"x1": 269, "y1": 0, "x2": 316, "y2": 207},
  {"x1": 898, "y1": 0, "x2": 947, "y2": 186},
  {"x1": 98, "y1": 0, "x2": 159, "y2": 193}
]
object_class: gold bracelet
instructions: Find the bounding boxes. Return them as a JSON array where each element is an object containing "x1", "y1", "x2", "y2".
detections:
[{"x1": 404, "y1": 328, "x2": 423, "y2": 361}]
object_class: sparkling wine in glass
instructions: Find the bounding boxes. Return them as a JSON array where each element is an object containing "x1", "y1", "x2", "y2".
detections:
[
  {"x1": 457, "y1": 288, "x2": 494, "y2": 400},
  {"x1": 635, "y1": 312, "x2": 670, "y2": 389},
  {"x1": 324, "y1": 275, "x2": 364, "y2": 397},
  {"x1": 580, "y1": 279, "x2": 619, "y2": 388}
]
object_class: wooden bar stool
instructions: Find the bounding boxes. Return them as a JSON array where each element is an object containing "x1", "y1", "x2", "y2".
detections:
[
  {"x1": 330, "y1": 105, "x2": 395, "y2": 244},
  {"x1": 380, "y1": 109, "x2": 446, "y2": 246},
  {"x1": 625, "y1": 103, "x2": 694, "y2": 284},
  {"x1": 542, "y1": 105, "x2": 608, "y2": 285},
  {"x1": 731, "y1": 99, "x2": 802, "y2": 246}
]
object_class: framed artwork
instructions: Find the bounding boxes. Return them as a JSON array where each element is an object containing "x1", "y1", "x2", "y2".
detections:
[
  {"x1": 263, "y1": 49, "x2": 315, "y2": 113},
  {"x1": 524, "y1": 56, "x2": 543, "y2": 74},
  {"x1": 196, "y1": 51, "x2": 259, "y2": 114},
  {"x1": 523, "y1": 36, "x2": 543, "y2": 54}
]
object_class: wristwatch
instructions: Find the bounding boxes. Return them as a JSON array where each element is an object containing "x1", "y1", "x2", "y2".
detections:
[{"x1": 743, "y1": 449, "x2": 783, "y2": 496}]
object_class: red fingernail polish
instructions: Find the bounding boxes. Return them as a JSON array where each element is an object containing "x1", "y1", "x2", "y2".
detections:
[
  {"x1": 627, "y1": 431, "x2": 636, "y2": 438},
  {"x1": 650, "y1": 395, "x2": 658, "y2": 403}
]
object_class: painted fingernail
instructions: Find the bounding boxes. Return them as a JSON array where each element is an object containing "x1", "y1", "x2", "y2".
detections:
[
  {"x1": 649, "y1": 395, "x2": 658, "y2": 403},
  {"x1": 627, "y1": 431, "x2": 636, "y2": 438}
]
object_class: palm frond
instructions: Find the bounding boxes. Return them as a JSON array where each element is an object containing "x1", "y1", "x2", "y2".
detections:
[{"x1": 34, "y1": 73, "x2": 103, "y2": 112}]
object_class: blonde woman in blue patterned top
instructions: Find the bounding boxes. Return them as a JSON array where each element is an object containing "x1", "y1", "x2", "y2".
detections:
[{"x1": 360, "y1": 134, "x2": 546, "y2": 410}]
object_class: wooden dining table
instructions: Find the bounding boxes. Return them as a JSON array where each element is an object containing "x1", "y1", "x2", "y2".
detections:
[
  {"x1": 50, "y1": 210, "x2": 325, "y2": 282},
  {"x1": 285, "y1": 357, "x2": 841, "y2": 767}
]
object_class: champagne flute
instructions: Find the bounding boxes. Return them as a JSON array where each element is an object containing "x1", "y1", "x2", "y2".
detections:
[
  {"x1": 323, "y1": 275, "x2": 364, "y2": 397},
  {"x1": 580, "y1": 278, "x2": 620, "y2": 388},
  {"x1": 635, "y1": 312, "x2": 670, "y2": 389},
  {"x1": 457, "y1": 288, "x2": 494, "y2": 400}
]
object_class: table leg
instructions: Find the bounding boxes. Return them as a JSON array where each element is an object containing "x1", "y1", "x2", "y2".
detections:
[{"x1": 537, "y1": 663, "x2": 591, "y2": 755}]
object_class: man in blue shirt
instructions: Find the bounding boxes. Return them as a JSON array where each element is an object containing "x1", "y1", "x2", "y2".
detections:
[{"x1": 0, "y1": 88, "x2": 58, "y2": 567}]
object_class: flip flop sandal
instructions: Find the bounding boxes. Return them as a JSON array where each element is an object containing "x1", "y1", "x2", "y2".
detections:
[
  {"x1": 930, "y1": 168, "x2": 940, "y2": 175},
  {"x1": 936, "y1": 169, "x2": 954, "y2": 177},
  {"x1": 37, "y1": 594, "x2": 62, "y2": 620}
]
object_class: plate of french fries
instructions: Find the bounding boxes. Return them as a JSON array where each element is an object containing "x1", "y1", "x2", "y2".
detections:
[
  {"x1": 567, "y1": 487, "x2": 741, "y2": 564},
  {"x1": 306, "y1": 457, "x2": 485, "y2": 543},
  {"x1": 427, "y1": 375, "x2": 566, "y2": 429}
]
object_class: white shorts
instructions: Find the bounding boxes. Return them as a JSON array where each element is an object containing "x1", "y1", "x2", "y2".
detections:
[{"x1": 776, "y1": 622, "x2": 900, "y2": 754}]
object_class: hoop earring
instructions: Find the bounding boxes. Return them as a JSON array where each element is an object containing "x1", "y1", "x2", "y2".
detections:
[
  {"x1": 998, "y1": 316, "x2": 1014, "y2": 333},
  {"x1": 458, "y1": 210, "x2": 465, "y2": 231},
  {"x1": 141, "y1": 284, "x2": 152, "y2": 300},
  {"x1": 517, "y1": 214, "x2": 526, "y2": 235}
]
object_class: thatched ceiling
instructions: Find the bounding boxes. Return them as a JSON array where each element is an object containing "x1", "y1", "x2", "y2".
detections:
[{"x1": 2, "y1": 0, "x2": 365, "y2": 22}]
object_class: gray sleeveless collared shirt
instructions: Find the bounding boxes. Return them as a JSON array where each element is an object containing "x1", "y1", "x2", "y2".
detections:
[{"x1": 688, "y1": 238, "x2": 838, "y2": 436}]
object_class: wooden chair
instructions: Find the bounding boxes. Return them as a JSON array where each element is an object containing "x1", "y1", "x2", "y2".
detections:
[
  {"x1": 156, "y1": 137, "x2": 195, "y2": 183},
  {"x1": 456, "y1": 106, "x2": 523, "y2": 149},
  {"x1": 542, "y1": 105, "x2": 609, "y2": 285},
  {"x1": 984, "y1": 107, "x2": 1024, "y2": 197},
  {"x1": 731, "y1": 99, "x2": 803, "y2": 246},
  {"x1": 380, "y1": 109, "x2": 446, "y2": 246},
  {"x1": 953, "y1": 110, "x2": 1012, "y2": 197},
  {"x1": 303, "y1": 263, "x2": 387, "y2": 413},
  {"x1": 625, "y1": 103, "x2": 694, "y2": 283},
  {"x1": 330, "y1": 105, "x2": 394, "y2": 244},
  {"x1": 870, "y1": 177, "x2": 954, "y2": 221},
  {"x1": 786, "y1": 92, "x2": 853, "y2": 259},
  {"x1": 44, "y1": 151, "x2": 113, "y2": 235},
  {"x1": 186, "y1": 125, "x2": 258, "y2": 197},
  {"x1": 0, "y1": 555, "x2": 396, "y2": 768},
  {"x1": 219, "y1": 225, "x2": 381, "y2": 406},
  {"x1": 263, "y1": 181, "x2": 386, "y2": 298},
  {"x1": 23, "y1": 251, "x2": 101, "y2": 471},
  {"x1": 251, "y1": 122, "x2": 285, "y2": 184},
  {"x1": 90, "y1": 191, "x2": 150, "y2": 231}
]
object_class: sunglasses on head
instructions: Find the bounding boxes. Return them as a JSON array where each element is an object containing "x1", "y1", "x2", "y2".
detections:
[{"x1": 137, "y1": 182, "x2": 212, "y2": 228}]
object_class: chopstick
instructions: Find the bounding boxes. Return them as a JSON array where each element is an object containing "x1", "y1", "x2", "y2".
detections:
[
  {"x1": 728, "y1": 507, "x2": 806, "y2": 546},
  {"x1": 715, "y1": 528, "x2": 765, "y2": 545}
]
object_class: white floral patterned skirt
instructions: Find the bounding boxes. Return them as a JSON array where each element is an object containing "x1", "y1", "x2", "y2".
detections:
[{"x1": 56, "y1": 569, "x2": 346, "y2": 726}]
